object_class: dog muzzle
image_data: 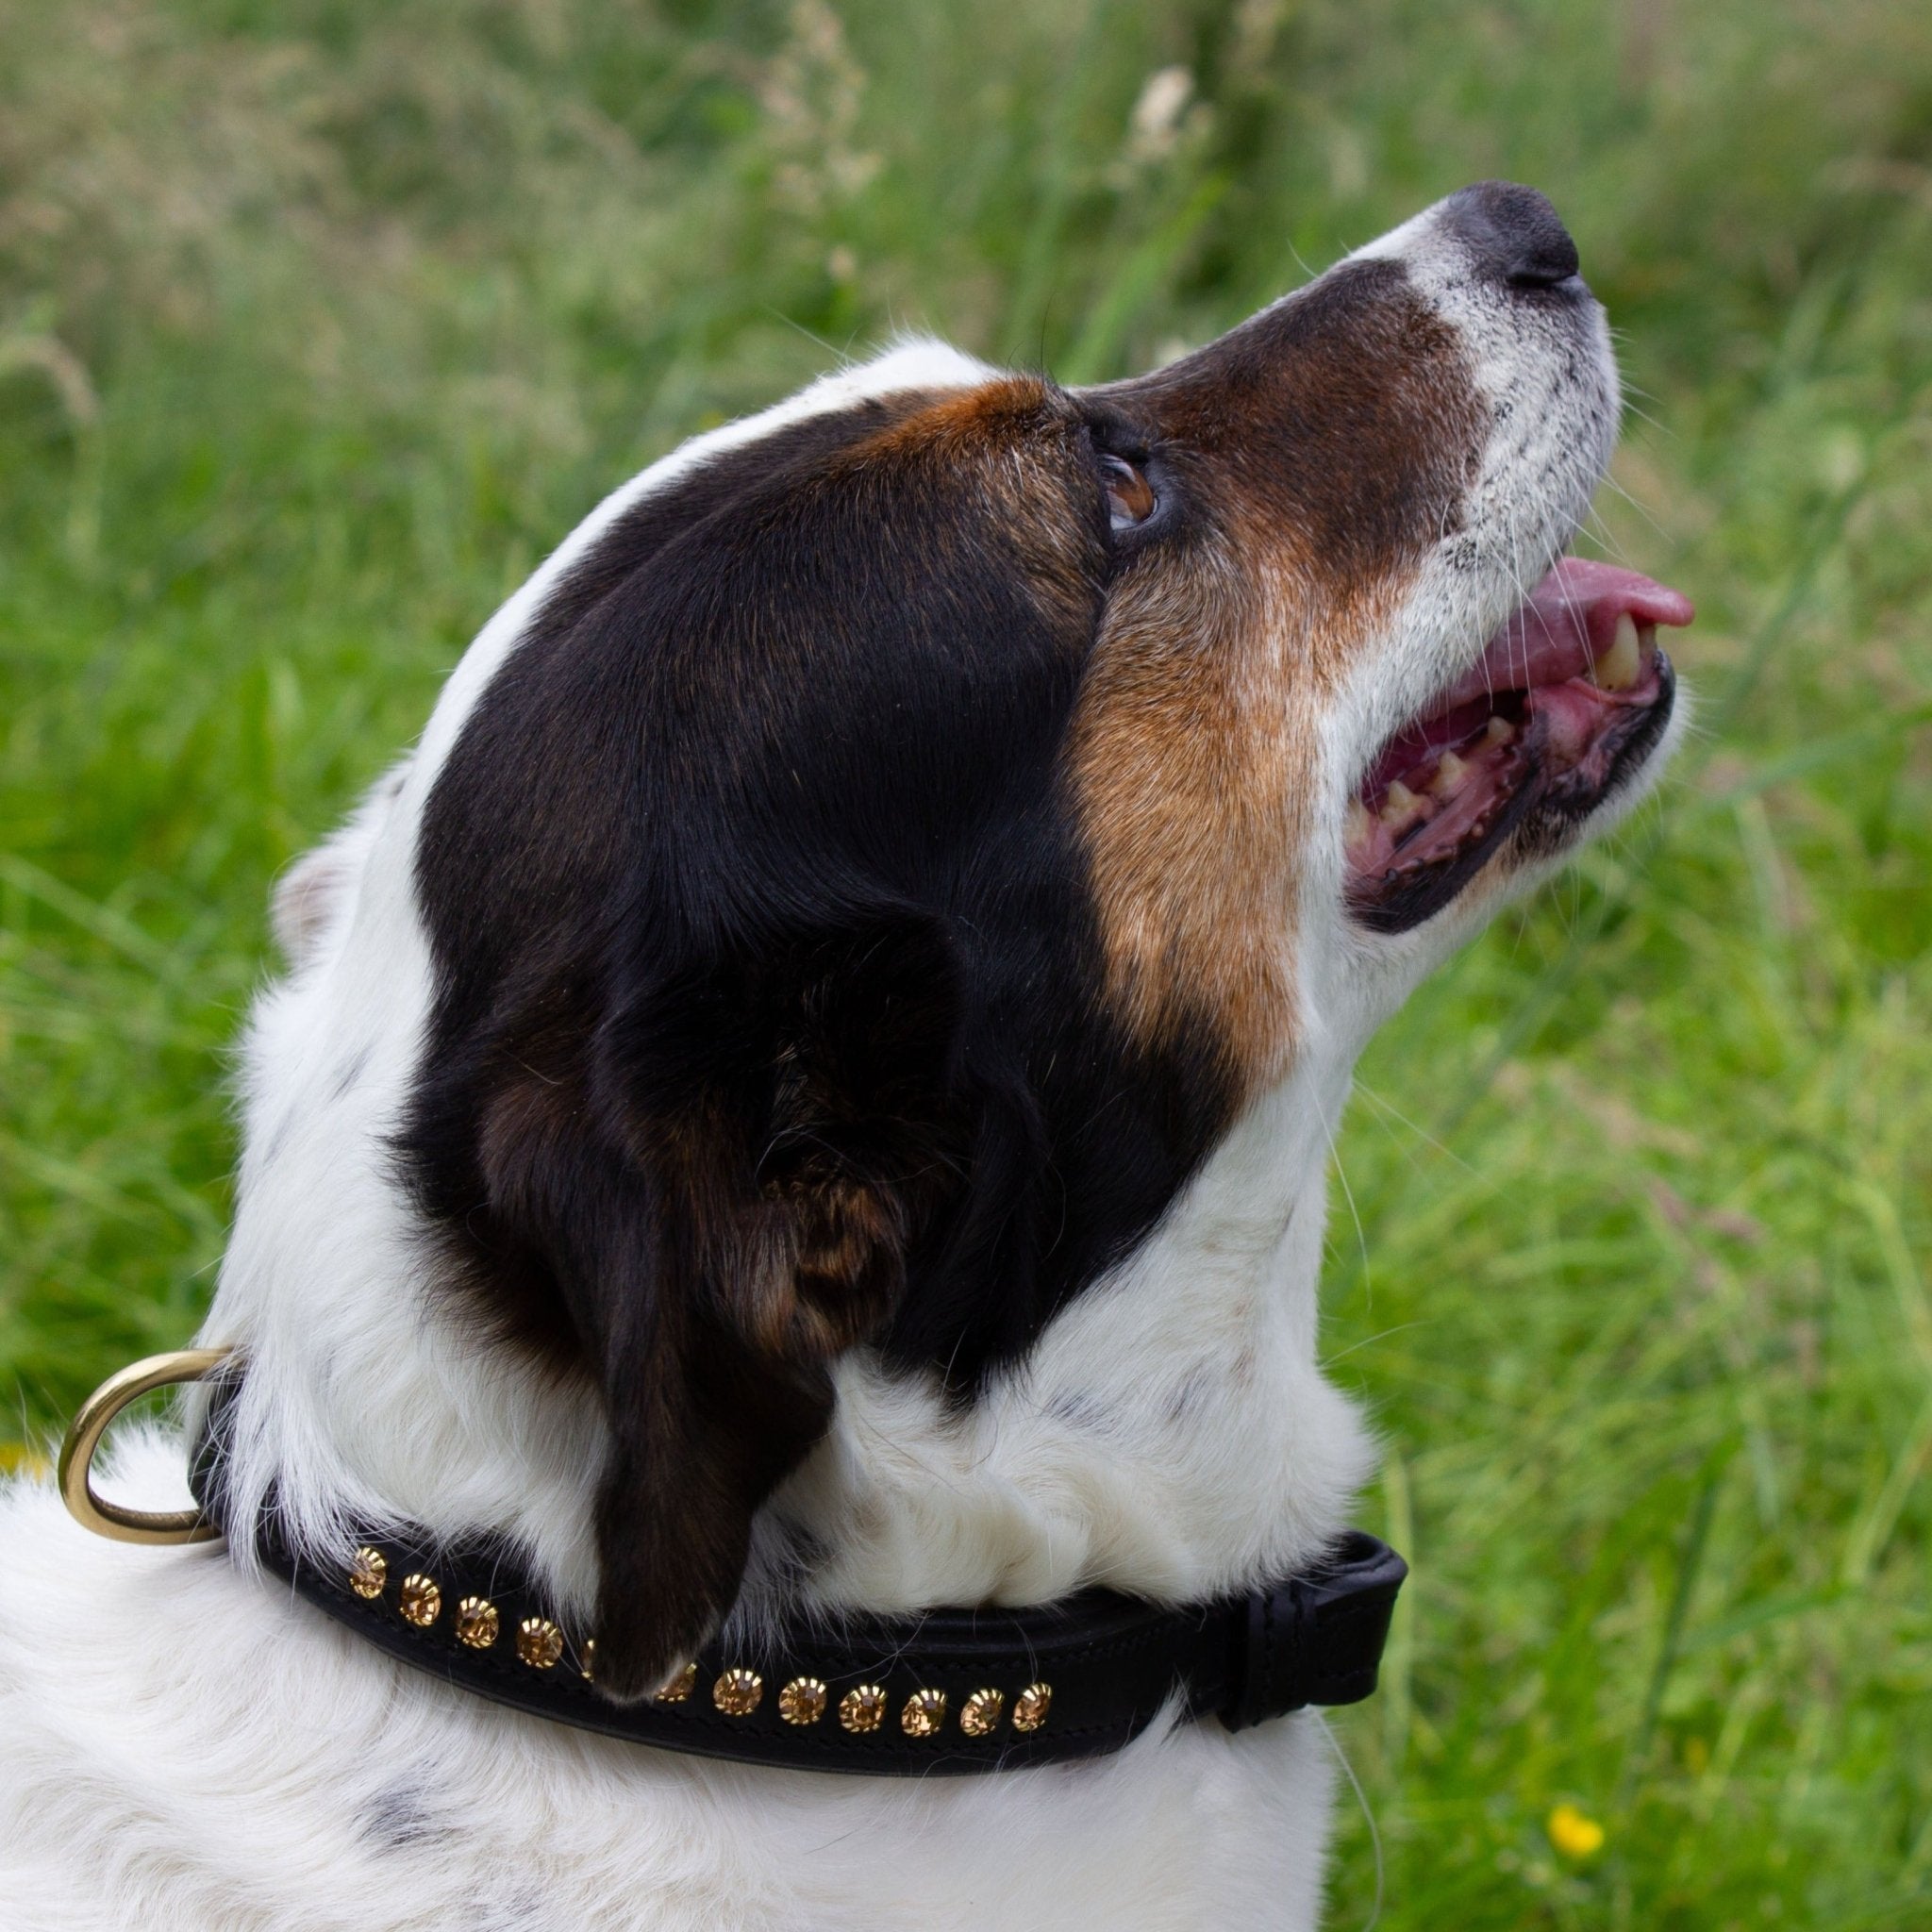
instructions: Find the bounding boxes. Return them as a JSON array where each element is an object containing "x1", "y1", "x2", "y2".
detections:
[{"x1": 61, "y1": 1347, "x2": 1407, "y2": 1776}]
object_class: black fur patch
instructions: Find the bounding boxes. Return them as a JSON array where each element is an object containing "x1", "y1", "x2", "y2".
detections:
[{"x1": 399, "y1": 387, "x2": 1240, "y2": 1697}]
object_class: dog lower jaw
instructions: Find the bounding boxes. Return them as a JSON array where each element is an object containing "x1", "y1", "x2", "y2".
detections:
[
  {"x1": 1347, "y1": 654, "x2": 1677, "y2": 938},
  {"x1": 1342, "y1": 556, "x2": 1692, "y2": 938}
]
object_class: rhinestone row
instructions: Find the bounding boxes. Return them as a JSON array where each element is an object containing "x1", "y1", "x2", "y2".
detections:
[
  {"x1": 702, "y1": 1670, "x2": 1051, "y2": 1738},
  {"x1": 348, "y1": 1544, "x2": 1052, "y2": 1737},
  {"x1": 349, "y1": 1544, "x2": 573, "y2": 1670}
]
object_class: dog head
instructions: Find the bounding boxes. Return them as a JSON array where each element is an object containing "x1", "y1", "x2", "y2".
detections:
[{"x1": 231, "y1": 183, "x2": 1689, "y2": 1701}]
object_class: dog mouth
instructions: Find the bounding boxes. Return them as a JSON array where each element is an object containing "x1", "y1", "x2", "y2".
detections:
[{"x1": 1346, "y1": 558, "x2": 1694, "y2": 935}]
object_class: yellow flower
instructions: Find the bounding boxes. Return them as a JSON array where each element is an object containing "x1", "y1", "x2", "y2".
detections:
[
  {"x1": 1547, "y1": 1804, "x2": 1607, "y2": 1859},
  {"x1": 0, "y1": 1442, "x2": 52, "y2": 1480}
]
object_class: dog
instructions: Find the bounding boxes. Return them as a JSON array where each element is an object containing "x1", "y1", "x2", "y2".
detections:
[{"x1": 1, "y1": 181, "x2": 1691, "y2": 1930}]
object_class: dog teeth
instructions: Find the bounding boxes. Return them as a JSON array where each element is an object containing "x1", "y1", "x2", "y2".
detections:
[
  {"x1": 1381, "y1": 779, "x2": 1421, "y2": 825},
  {"x1": 1346, "y1": 799, "x2": 1374, "y2": 848},
  {"x1": 1483, "y1": 715, "x2": 1516, "y2": 747},
  {"x1": 1430, "y1": 751, "x2": 1467, "y2": 796},
  {"x1": 1591, "y1": 612, "x2": 1641, "y2": 691}
]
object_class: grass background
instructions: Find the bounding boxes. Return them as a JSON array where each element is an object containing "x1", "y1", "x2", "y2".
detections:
[{"x1": 3, "y1": 0, "x2": 1928, "y2": 1924}]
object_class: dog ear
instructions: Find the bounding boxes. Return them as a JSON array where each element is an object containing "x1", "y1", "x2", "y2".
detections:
[
  {"x1": 473, "y1": 908, "x2": 969, "y2": 1702},
  {"x1": 271, "y1": 840, "x2": 358, "y2": 969}
]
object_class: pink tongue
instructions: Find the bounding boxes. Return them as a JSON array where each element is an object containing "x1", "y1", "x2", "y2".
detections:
[{"x1": 1433, "y1": 558, "x2": 1694, "y2": 715}]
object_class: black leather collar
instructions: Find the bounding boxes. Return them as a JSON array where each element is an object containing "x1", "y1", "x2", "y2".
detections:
[{"x1": 194, "y1": 1389, "x2": 1405, "y2": 1776}]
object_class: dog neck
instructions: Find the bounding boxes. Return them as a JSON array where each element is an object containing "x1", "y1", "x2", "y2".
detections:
[{"x1": 767, "y1": 1051, "x2": 1373, "y2": 1623}]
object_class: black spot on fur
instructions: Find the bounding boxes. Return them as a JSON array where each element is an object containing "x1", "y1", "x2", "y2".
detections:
[{"x1": 360, "y1": 1783, "x2": 449, "y2": 1852}]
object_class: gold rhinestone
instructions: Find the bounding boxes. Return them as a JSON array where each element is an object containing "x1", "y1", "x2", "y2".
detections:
[
  {"x1": 959, "y1": 1687, "x2": 1005, "y2": 1738},
  {"x1": 654, "y1": 1661, "x2": 697, "y2": 1703},
  {"x1": 712, "y1": 1666, "x2": 763, "y2": 1717},
  {"x1": 901, "y1": 1688, "x2": 948, "y2": 1739},
  {"x1": 777, "y1": 1676, "x2": 827, "y2": 1725},
  {"x1": 349, "y1": 1546, "x2": 388, "y2": 1599},
  {"x1": 398, "y1": 1574, "x2": 441, "y2": 1627},
  {"x1": 454, "y1": 1596, "x2": 498, "y2": 1649},
  {"x1": 1011, "y1": 1682, "x2": 1052, "y2": 1732},
  {"x1": 579, "y1": 1639, "x2": 597, "y2": 1682},
  {"x1": 516, "y1": 1617, "x2": 563, "y2": 1668},
  {"x1": 839, "y1": 1683, "x2": 888, "y2": 1733}
]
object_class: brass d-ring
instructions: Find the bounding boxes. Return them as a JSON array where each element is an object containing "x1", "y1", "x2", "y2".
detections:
[{"x1": 57, "y1": 1346, "x2": 236, "y2": 1544}]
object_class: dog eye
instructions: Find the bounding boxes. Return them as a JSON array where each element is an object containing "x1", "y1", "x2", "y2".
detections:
[{"x1": 1099, "y1": 454, "x2": 1157, "y2": 531}]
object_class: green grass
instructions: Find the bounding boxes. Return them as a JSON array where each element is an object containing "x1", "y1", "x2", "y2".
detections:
[{"x1": 3, "y1": 1, "x2": 1928, "y2": 1924}]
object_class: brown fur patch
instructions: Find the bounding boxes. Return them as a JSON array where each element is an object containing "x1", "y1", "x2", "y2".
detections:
[
  {"x1": 852, "y1": 375, "x2": 1059, "y2": 459},
  {"x1": 1068, "y1": 558, "x2": 1347, "y2": 1082},
  {"x1": 1066, "y1": 267, "x2": 1486, "y2": 1090}
]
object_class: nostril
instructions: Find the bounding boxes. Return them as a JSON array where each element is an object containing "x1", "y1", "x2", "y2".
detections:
[
  {"x1": 1507, "y1": 234, "x2": 1582, "y2": 291},
  {"x1": 1441, "y1": 180, "x2": 1582, "y2": 292}
]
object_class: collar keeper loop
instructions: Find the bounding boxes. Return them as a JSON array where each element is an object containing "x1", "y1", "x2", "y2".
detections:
[{"x1": 1223, "y1": 1531, "x2": 1408, "y2": 1732}]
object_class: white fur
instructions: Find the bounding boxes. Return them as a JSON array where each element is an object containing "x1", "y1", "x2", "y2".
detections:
[{"x1": 1, "y1": 201, "x2": 1662, "y2": 1930}]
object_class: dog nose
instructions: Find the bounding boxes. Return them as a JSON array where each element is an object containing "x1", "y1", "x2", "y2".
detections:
[{"x1": 1440, "y1": 180, "x2": 1581, "y2": 291}]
